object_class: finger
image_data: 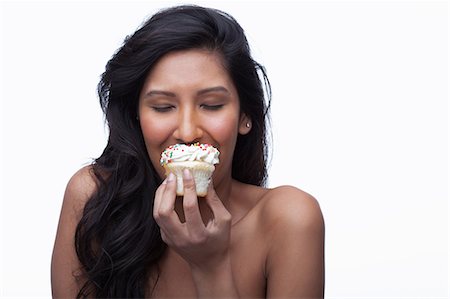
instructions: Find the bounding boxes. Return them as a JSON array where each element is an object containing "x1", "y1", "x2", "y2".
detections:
[
  {"x1": 160, "y1": 228, "x2": 172, "y2": 246},
  {"x1": 182, "y1": 169, "x2": 205, "y2": 230},
  {"x1": 153, "y1": 177, "x2": 167, "y2": 219},
  {"x1": 156, "y1": 172, "x2": 180, "y2": 226},
  {"x1": 205, "y1": 181, "x2": 232, "y2": 228}
]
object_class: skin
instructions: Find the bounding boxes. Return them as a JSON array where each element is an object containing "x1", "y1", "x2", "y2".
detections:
[{"x1": 51, "y1": 49, "x2": 325, "y2": 298}]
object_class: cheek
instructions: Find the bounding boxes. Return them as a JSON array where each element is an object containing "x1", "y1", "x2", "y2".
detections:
[
  {"x1": 204, "y1": 114, "x2": 240, "y2": 173},
  {"x1": 140, "y1": 117, "x2": 171, "y2": 144},
  {"x1": 204, "y1": 113, "x2": 239, "y2": 143},
  {"x1": 139, "y1": 104, "x2": 179, "y2": 145},
  {"x1": 139, "y1": 116, "x2": 174, "y2": 168}
]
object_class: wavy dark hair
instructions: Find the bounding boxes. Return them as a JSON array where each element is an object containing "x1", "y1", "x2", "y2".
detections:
[{"x1": 74, "y1": 5, "x2": 271, "y2": 298}]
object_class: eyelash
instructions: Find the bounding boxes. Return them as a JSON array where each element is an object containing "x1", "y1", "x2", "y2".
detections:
[
  {"x1": 152, "y1": 106, "x2": 174, "y2": 112},
  {"x1": 201, "y1": 104, "x2": 224, "y2": 111},
  {"x1": 151, "y1": 104, "x2": 224, "y2": 112}
]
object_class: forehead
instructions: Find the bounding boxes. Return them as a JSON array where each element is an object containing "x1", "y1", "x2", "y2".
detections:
[{"x1": 141, "y1": 49, "x2": 235, "y2": 93}]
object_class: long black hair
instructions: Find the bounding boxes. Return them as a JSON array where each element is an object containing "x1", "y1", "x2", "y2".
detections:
[{"x1": 75, "y1": 5, "x2": 271, "y2": 297}]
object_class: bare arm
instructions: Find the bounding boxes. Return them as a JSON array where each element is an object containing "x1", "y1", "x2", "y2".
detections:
[
  {"x1": 264, "y1": 186, "x2": 325, "y2": 298},
  {"x1": 51, "y1": 166, "x2": 97, "y2": 298}
]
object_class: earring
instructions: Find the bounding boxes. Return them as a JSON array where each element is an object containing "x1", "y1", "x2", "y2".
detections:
[{"x1": 246, "y1": 122, "x2": 251, "y2": 128}]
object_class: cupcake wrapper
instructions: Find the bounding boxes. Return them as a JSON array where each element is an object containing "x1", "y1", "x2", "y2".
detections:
[{"x1": 163, "y1": 161, "x2": 215, "y2": 197}]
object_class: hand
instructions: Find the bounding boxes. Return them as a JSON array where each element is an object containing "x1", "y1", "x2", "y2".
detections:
[{"x1": 153, "y1": 169, "x2": 232, "y2": 271}]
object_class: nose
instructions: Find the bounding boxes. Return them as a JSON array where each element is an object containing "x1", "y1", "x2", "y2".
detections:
[{"x1": 173, "y1": 107, "x2": 203, "y2": 144}]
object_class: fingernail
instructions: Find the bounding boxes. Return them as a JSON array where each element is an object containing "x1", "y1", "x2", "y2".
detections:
[
  {"x1": 183, "y1": 168, "x2": 192, "y2": 179},
  {"x1": 167, "y1": 172, "x2": 175, "y2": 182}
]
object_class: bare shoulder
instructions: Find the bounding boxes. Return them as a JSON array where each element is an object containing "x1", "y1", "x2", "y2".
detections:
[
  {"x1": 260, "y1": 185, "x2": 324, "y2": 232},
  {"x1": 260, "y1": 185, "x2": 325, "y2": 297},
  {"x1": 66, "y1": 165, "x2": 98, "y2": 199},
  {"x1": 64, "y1": 165, "x2": 99, "y2": 212},
  {"x1": 51, "y1": 165, "x2": 99, "y2": 297},
  {"x1": 56, "y1": 164, "x2": 99, "y2": 239}
]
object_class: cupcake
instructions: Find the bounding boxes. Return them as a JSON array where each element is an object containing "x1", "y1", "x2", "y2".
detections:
[{"x1": 160, "y1": 143, "x2": 220, "y2": 197}]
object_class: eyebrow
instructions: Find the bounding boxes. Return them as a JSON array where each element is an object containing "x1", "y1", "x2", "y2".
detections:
[
  {"x1": 144, "y1": 86, "x2": 230, "y2": 98},
  {"x1": 197, "y1": 86, "x2": 230, "y2": 95},
  {"x1": 144, "y1": 90, "x2": 176, "y2": 98}
]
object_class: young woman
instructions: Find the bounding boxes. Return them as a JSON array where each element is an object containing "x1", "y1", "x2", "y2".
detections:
[{"x1": 51, "y1": 5, "x2": 324, "y2": 298}]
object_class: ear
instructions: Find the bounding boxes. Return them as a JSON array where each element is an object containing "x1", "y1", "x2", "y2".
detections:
[{"x1": 238, "y1": 113, "x2": 252, "y2": 135}]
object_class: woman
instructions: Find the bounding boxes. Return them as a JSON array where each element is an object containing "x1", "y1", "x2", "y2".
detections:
[{"x1": 51, "y1": 5, "x2": 324, "y2": 298}]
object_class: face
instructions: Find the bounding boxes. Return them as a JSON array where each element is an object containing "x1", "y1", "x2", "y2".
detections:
[{"x1": 138, "y1": 49, "x2": 250, "y2": 183}]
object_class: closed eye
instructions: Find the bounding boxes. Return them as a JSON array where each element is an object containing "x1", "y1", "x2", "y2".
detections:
[
  {"x1": 152, "y1": 105, "x2": 175, "y2": 112},
  {"x1": 201, "y1": 104, "x2": 224, "y2": 111}
]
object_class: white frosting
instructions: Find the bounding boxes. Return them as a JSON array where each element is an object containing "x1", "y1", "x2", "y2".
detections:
[{"x1": 160, "y1": 143, "x2": 220, "y2": 165}]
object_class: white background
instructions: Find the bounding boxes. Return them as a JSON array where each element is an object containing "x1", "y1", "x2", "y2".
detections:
[{"x1": 0, "y1": 0, "x2": 448, "y2": 298}]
